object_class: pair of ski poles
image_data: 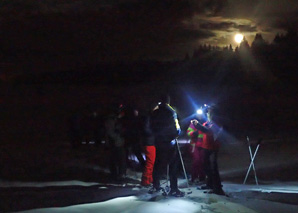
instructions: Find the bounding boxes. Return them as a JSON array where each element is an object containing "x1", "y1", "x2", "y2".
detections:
[{"x1": 243, "y1": 136, "x2": 262, "y2": 185}]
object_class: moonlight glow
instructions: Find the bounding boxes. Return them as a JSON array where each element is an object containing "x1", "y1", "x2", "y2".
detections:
[{"x1": 234, "y1": 34, "x2": 244, "y2": 43}]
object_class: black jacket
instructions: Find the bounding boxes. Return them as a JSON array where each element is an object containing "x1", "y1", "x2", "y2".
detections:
[
  {"x1": 151, "y1": 103, "x2": 180, "y2": 143},
  {"x1": 141, "y1": 114, "x2": 155, "y2": 146}
]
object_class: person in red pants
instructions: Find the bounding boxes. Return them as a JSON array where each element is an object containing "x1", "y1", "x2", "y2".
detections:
[
  {"x1": 140, "y1": 106, "x2": 157, "y2": 186},
  {"x1": 141, "y1": 144, "x2": 156, "y2": 186}
]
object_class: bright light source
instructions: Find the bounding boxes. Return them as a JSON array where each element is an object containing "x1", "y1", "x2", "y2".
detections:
[
  {"x1": 196, "y1": 109, "x2": 203, "y2": 114},
  {"x1": 235, "y1": 33, "x2": 244, "y2": 43}
]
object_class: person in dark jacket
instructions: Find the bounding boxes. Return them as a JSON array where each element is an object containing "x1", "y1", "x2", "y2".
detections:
[
  {"x1": 120, "y1": 106, "x2": 145, "y2": 170},
  {"x1": 140, "y1": 104, "x2": 158, "y2": 186},
  {"x1": 197, "y1": 107, "x2": 225, "y2": 195},
  {"x1": 150, "y1": 95, "x2": 184, "y2": 197},
  {"x1": 104, "y1": 113, "x2": 126, "y2": 181}
]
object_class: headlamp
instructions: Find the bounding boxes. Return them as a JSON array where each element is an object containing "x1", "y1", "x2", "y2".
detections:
[
  {"x1": 196, "y1": 104, "x2": 210, "y2": 115},
  {"x1": 196, "y1": 109, "x2": 203, "y2": 115}
]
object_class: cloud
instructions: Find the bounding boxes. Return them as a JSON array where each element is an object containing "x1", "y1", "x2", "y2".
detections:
[
  {"x1": 237, "y1": 24, "x2": 257, "y2": 33},
  {"x1": 0, "y1": 0, "x2": 297, "y2": 69},
  {"x1": 220, "y1": 0, "x2": 298, "y2": 32},
  {"x1": 199, "y1": 21, "x2": 235, "y2": 31}
]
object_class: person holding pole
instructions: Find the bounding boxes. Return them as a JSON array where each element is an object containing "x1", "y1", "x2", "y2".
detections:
[
  {"x1": 149, "y1": 94, "x2": 185, "y2": 197},
  {"x1": 197, "y1": 106, "x2": 225, "y2": 195},
  {"x1": 187, "y1": 113, "x2": 206, "y2": 184}
]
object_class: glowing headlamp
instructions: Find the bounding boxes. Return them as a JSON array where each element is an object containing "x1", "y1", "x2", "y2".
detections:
[
  {"x1": 196, "y1": 109, "x2": 203, "y2": 115},
  {"x1": 196, "y1": 104, "x2": 210, "y2": 115}
]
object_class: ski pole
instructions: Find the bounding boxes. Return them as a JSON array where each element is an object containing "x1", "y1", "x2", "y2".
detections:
[{"x1": 176, "y1": 138, "x2": 189, "y2": 188}]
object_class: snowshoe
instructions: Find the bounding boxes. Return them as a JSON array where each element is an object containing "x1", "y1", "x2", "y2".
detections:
[
  {"x1": 168, "y1": 189, "x2": 185, "y2": 197},
  {"x1": 162, "y1": 185, "x2": 170, "y2": 196},
  {"x1": 197, "y1": 184, "x2": 212, "y2": 190},
  {"x1": 205, "y1": 189, "x2": 227, "y2": 196},
  {"x1": 148, "y1": 186, "x2": 164, "y2": 194}
]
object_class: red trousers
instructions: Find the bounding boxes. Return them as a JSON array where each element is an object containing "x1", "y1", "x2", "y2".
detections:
[
  {"x1": 141, "y1": 145, "x2": 156, "y2": 186},
  {"x1": 190, "y1": 146, "x2": 205, "y2": 181}
]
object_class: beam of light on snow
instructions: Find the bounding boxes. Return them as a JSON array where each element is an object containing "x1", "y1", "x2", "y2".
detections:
[
  {"x1": 224, "y1": 183, "x2": 298, "y2": 194},
  {"x1": 22, "y1": 195, "x2": 260, "y2": 213}
]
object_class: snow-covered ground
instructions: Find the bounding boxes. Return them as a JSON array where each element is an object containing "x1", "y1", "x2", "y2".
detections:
[
  {"x1": 1, "y1": 178, "x2": 297, "y2": 213},
  {"x1": 1, "y1": 138, "x2": 298, "y2": 212}
]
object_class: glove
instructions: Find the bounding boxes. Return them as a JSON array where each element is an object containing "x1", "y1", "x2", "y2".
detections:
[
  {"x1": 192, "y1": 131, "x2": 198, "y2": 138},
  {"x1": 171, "y1": 139, "x2": 176, "y2": 145},
  {"x1": 191, "y1": 119, "x2": 198, "y2": 125},
  {"x1": 177, "y1": 129, "x2": 181, "y2": 136}
]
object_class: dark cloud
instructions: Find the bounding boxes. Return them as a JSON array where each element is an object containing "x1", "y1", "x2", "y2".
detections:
[
  {"x1": 237, "y1": 24, "x2": 258, "y2": 33},
  {"x1": 0, "y1": 0, "x2": 297, "y2": 71},
  {"x1": 219, "y1": 0, "x2": 260, "y2": 19},
  {"x1": 199, "y1": 21, "x2": 235, "y2": 31},
  {"x1": 222, "y1": 0, "x2": 298, "y2": 31},
  {"x1": 270, "y1": 12, "x2": 298, "y2": 31},
  {"x1": 201, "y1": 0, "x2": 228, "y2": 16},
  {"x1": 198, "y1": 20, "x2": 257, "y2": 35}
]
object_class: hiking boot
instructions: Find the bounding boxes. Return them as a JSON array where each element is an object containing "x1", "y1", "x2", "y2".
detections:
[
  {"x1": 141, "y1": 183, "x2": 152, "y2": 188},
  {"x1": 148, "y1": 186, "x2": 163, "y2": 194},
  {"x1": 196, "y1": 180, "x2": 206, "y2": 186},
  {"x1": 169, "y1": 189, "x2": 185, "y2": 197},
  {"x1": 206, "y1": 189, "x2": 226, "y2": 196},
  {"x1": 213, "y1": 189, "x2": 226, "y2": 196},
  {"x1": 197, "y1": 184, "x2": 212, "y2": 190}
]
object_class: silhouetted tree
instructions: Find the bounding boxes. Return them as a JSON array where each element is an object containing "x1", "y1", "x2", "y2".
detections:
[
  {"x1": 235, "y1": 46, "x2": 239, "y2": 53},
  {"x1": 251, "y1": 34, "x2": 267, "y2": 49},
  {"x1": 251, "y1": 33, "x2": 268, "y2": 56},
  {"x1": 284, "y1": 27, "x2": 298, "y2": 42},
  {"x1": 273, "y1": 33, "x2": 282, "y2": 44},
  {"x1": 239, "y1": 36, "x2": 250, "y2": 51},
  {"x1": 229, "y1": 44, "x2": 233, "y2": 52}
]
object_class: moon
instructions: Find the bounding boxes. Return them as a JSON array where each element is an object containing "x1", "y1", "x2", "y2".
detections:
[{"x1": 234, "y1": 33, "x2": 244, "y2": 43}]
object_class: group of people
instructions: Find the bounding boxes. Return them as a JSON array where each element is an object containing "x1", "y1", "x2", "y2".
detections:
[
  {"x1": 103, "y1": 102, "x2": 154, "y2": 182},
  {"x1": 103, "y1": 94, "x2": 225, "y2": 197}
]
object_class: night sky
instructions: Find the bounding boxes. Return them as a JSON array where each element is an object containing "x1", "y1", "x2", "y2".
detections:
[{"x1": 0, "y1": 0, "x2": 297, "y2": 72}]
